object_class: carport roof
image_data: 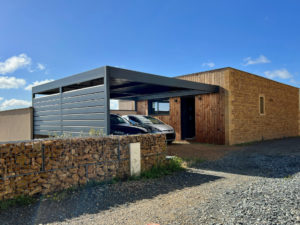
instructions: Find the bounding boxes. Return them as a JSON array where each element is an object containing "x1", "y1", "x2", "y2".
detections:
[{"x1": 32, "y1": 66, "x2": 219, "y2": 100}]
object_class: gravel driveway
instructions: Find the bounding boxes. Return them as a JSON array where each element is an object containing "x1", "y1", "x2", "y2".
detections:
[{"x1": 1, "y1": 137, "x2": 300, "y2": 225}]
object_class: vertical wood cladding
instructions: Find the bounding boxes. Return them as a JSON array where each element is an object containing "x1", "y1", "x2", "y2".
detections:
[
  {"x1": 136, "y1": 100, "x2": 148, "y2": 115},
  {"x1": 137, "y1": 97, "x2": 181, "y2": 141},
  {"x1": 119, "y1": 100, "x2": 135, "y2": 110},
  {"x1": 195, "y1": 93, "x2": 225, "y2": 144},
  {"x1": 178, "y1": 69, "x2": 228, "y2": 144}
]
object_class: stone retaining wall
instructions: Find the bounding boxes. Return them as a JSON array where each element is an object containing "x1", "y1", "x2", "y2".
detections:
[{"x1": 0, "y1": 134, "x2": 166, "y2": 200}]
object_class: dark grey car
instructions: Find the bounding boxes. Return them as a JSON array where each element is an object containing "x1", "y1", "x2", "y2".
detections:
[
  {"x1": 110, "y1": 114, "x2": 148, "y2": 135},
  {"x1": 122, "y1": 115, "x2": 176, "y2": 143}
]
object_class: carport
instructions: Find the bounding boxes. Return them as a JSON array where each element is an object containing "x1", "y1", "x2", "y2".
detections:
[{"x1": 32, "y1": 66, "x2": 219, "y2": 137}]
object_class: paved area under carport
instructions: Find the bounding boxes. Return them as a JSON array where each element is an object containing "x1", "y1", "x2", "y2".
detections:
[{"x1": 1, "y1": 137, "x2": 299, "y2": 225}]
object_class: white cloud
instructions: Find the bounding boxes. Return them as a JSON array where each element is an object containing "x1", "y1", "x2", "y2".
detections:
[
  {"x1": 0, "y1": 76, "x2": 26, "y2": 89},
  {"x1": 0, "y1": 97, "x2": 3, "y2": 101},
  {"x1": 25, "y1": 79, "x2": 54, "y2": 91},
  {"x1": 243, "y1": 55, "x2": 271, "y2": 66},
  {"x1": 110, "y1": 100, "x2": 119, "y2": 110},
  {"x1": 37, "y1": 63, "x2": 45, "y2": 71},
  {"x1": 0, "y1": 54, "x2": 32, "y2": 75},
  {"x1": 264, "y1": 69, "x2": 292, "y2": 79},
  {"x1": 202, "y1": 62, "x2": 215, "y2": 68},
  {"x1": 0, "y1": 99, "x2": 31, "y2": 111}
]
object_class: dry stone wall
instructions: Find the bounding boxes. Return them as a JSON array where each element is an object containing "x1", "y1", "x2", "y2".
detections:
[{"x1": 0, "y1": 134, "x2": 166, "y2": 200}]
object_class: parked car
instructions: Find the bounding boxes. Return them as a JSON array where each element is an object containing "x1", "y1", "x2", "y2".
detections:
[
  {"x1": 110, "y1": 114, "x2": 148, "y2": 135},
  {"x1": 122, "y1": 115, "x2": 176, "y2": 143}
]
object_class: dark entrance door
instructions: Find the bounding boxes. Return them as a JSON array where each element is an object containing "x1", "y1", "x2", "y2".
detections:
[{"x1": 181, "y1": 96, "x2": 195, "y2": 140}]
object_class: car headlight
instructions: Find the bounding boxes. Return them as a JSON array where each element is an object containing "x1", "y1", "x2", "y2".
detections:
[{"x1": 148, "y1": 127, "x2": 161, "y2": 133}]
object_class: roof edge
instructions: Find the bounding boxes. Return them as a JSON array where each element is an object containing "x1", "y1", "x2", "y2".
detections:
[{"x1": 176, "y1": 67, "x2": 231, "y2": 78}]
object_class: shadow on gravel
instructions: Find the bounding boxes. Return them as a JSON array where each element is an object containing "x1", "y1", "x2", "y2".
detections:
[
  {"x1": 193, "y1": 137, "x2": 300, "y2": 178},
  {"x1": 0, "y1": 170, "x2": 222, "y2": 225}
]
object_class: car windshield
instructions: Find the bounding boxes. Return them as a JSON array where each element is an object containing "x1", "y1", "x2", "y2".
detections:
[
  {"x1": 137, "y1": 116, "x2": 164, "y2": 125},
  {"x1": 110, "y1": 115, "x2": 129, "y2": 125}
]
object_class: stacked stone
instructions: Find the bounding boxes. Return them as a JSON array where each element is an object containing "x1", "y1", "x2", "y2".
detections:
[{"x1": 0, "y1": 134, "x2": 166, "y2": 200}]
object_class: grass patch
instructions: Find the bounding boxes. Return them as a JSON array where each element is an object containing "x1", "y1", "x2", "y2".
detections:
[
  {"x1": 0, "y1": 195, "x2": 36, "y2": 210},
  {"x1": 140, "y1": 156, "x2": 185, "y2": 179}
]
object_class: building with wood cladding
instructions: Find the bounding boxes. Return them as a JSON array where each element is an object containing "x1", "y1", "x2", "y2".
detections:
[
  {"x1": 2, "y1": 66, "x2": 298, "y2": 145},
  {"x1": 119, "y1": 67, "x2": 300, "y2": 145}
]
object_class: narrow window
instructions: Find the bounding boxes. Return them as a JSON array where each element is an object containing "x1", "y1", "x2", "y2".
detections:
[{"x1": 259, "y1": 95, "x2": 265, "y2": 115}]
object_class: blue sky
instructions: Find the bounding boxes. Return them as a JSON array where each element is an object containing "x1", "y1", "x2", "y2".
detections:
[{"x1": 0, "y1": 0, "x2": 300, "y2": 110}]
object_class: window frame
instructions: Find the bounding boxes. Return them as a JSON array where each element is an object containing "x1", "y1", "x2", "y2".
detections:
[
  {"x1": 148, "y1": 98, "x2": 170, "y2": 115},
  {"x1": 259, "y1": 94, "x2": 265, "y2": 115}
]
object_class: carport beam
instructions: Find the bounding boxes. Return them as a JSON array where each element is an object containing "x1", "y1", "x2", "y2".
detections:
[{"x1": 104, "y1": 67, "x2": 110, "y2": 135}]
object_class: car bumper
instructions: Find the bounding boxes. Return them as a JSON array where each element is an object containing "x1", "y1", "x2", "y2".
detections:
[{"x1": 164, "y1": 132, "x2": 175, "y2": 142}]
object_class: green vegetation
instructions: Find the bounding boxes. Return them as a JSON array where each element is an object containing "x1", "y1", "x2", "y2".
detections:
[
  {"x1": 0, "y1": 195, "x2": 36, "y2": 210},
  {"x1": 140, "y1": 156, "x2": 185, "y2": 179}
]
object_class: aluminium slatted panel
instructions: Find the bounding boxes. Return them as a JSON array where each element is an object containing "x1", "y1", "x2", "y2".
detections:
[{"x1": 33, "y1": 85, "x2": 106, "y2": 136}]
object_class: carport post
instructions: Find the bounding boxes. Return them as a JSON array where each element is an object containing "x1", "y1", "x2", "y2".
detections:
[{"x1": 104, "y1": 66, "x2": 110, "y2": 135}]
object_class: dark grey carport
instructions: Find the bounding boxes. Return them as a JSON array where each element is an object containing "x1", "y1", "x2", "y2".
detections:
[{"x1": 32, "y1": 66, "x2": 218, "y2": 137}]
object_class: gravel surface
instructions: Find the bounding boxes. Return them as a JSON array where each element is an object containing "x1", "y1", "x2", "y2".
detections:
[{"x1": 1, "y1": 137, "x2": 300, "y2": 225}]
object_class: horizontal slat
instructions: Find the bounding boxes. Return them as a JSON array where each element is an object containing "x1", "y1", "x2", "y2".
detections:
[
  {"x1": 34, "y1": 130, "x2": 62, "y2": 136},
  {"x1": 62, "y1": 106, "x2": 105, "y2": 114},
  {"x1": 33, "y1": 102, "x2": 60, "y2": 109},
  {"x1": 35, "y1": 120, "x2": 61, "y2": 126},
  {"x1": 62, "y1": 120, "x2": 105, "y2": 127},
  {"x1": 33, "y1": 97, "x2": 60, "y2": 106},
  {"x1": 62, "y1": 85, "x2": 104, "y2": 98},
  {"x1": 34, "y1": 109, "x2": 105, "y2": 121},
  {"x1": 33, "y1": 104, "x2": 60, "y2": 111},
  {"x1": 33, "y1": 100, "x2": 60, "y2": 107},
  {"x1": 34, "y1": 125, "x2": 61, "y2": 131},
  {"x1": 62, "y1": 113, "x2": 104, "y2": 120},
  {"x1": 35, "y1": 128, "x2": 106, "y2": 136},
  {"x1": 62, "y1": 99, "x2": 105, "y2": 109},
  {"x1": 62, "y1": 92, "x2": 104, "y2": 104},
  {"x1": 62, "y1": 126, "x2": 105, "y2": 133},
  {"x1": 33, "y1": 94, "x2": 60, "y2": 103},
  {"x1": 34, "y1": 110, "x2": 60, "y2": 116},
  {"x1": 34, "y1": 115, "x2": 61, "y2": 121}
]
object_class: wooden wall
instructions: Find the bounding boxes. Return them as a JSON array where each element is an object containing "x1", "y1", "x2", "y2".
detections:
[
  {"x1": 136, "y1": 100, "x2": 148, "y2": 115},
  {"x1": 178, "y1": 69, "x2": 229, "y2": 144},
  {"x1": 119, "y1": 100, "x2": 135, "y2": 110},
  {"x1": 195, "y1": 93, "x2": 225, "y2": 144},
  {"x1": 136, "y1": 97, "x2": 181, "y2": 141}
]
